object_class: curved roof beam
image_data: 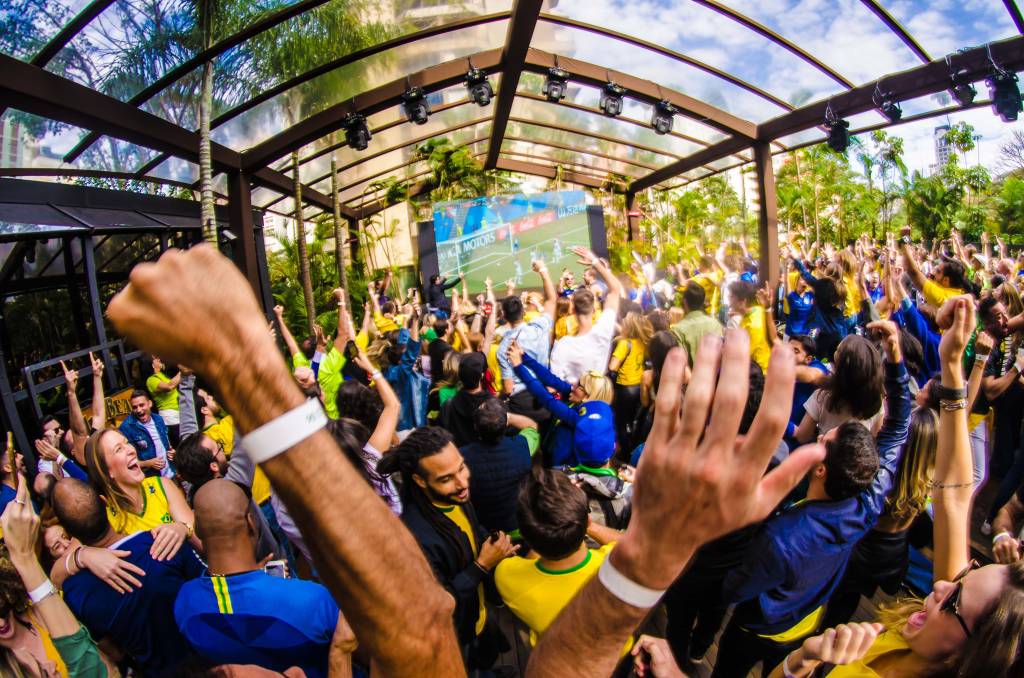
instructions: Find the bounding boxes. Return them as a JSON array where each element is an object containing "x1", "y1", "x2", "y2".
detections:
[
  {"x1": 0, "y1": 167, "x2": 214, "y2": 196},
  {"x1": 64, "y1": 0, "x2": 335, "y2": 163},
  {"x1": 486, "y1": 0, "x2": 545, "y2": 168},
  {"x1": 31, "y1": 0, "x2": 116, "y2": 66},
  {"x1": 498, "y1": 149, "x2": 642, "y2": 179},
  {"x1": 857, "y1": 0, "x2": 930, "y2": 63},
  {"x1": 1004, "y1": 0, "x2": 1024, "y2": 34},
  {"x1": 537, "y1": 14, "x2": 793, "y2": 111},
  {"x1": 689, "y1": 0, "x2": 854, "y2": 89}
]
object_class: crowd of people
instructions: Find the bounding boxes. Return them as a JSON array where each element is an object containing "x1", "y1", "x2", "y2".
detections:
[{"x1": 0, "y1": 225, "x2": 1023, "y2": 677}]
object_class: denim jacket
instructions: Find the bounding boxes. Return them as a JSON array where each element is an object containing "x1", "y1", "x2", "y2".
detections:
[
  {"x1": 723, "y1": 360, "x2": 912, "y2": 635},
  {"x1": 119, "y1": 412, "x2": 170, "y2": 466}
]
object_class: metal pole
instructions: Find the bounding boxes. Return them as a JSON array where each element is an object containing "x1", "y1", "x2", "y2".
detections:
[
  {"x1": 754, "y1": 141, "x2": 780, "y2": 289},
  {"x1": 81, "y1": 234, "x2": 117, "y2": 390}
]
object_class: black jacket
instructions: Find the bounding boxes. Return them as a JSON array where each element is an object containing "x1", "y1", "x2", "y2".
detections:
[
  {"x1": 428, "y1": 278, "x2": 460, "y2": 312},
  {"x1": 402, "y1": 497, "x2": 488, "y2": 645},
  {"x1": 439, "y1": 390, "x2": 493, "y2": 448}
]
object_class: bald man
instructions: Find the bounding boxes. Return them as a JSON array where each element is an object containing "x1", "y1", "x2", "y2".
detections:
[
  {"x1": 52, "y1": 478, "x2": 204, "y2": 675},
  {"x1": 173, "y1": 480, "x2": 354, "y2": 678}
]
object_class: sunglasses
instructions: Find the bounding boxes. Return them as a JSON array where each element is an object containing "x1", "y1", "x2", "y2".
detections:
[{"x1": 940, "y1": 559, "x2": 979, "y2": 638}]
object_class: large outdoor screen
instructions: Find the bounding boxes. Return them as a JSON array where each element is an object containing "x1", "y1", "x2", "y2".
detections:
[{"x1": 430, "y1": 190, "x2": 594, "y2": 292}]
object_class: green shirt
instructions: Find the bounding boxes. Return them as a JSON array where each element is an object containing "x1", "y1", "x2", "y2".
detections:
[
  {"x1": 518, "y1": 427, "x2": 540, "y2": 456},
  {"x1": 292, "y1": 351, "x2": 311, "y2": 369},
  {"x1": 146, "y1": 372, "x2": 179, "y2": 412},
  {"x1": 52, "y1": 625, "x2": 108, "y2": 677},
  {"x1": 318, "y1": 346, "x2": 347, "y2": 419},
  {"x1": 670, "y1": 310, "x2": 724, "y2": 367}
]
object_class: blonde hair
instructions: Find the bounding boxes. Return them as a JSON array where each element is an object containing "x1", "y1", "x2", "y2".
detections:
[
  {"x1": 617, "y1": 312, "x2": 654, "y2": 346},
  {"x1": 431, "y1": 351, "x2": 461, "y2": 395},
  {"x1": 667, "y1": 307, "x2": 685, "y2": 326},
  {"x1": 1001, "y1": 282, "x2": 1024, "y2": 318},
  {"x1": 365, "y1": 337, "x2": 390, "y2": 369},
  {"x1": 887, "y1": 407, "x2": 938, "y2": 522},
  {"x1": 580, "y1": 372, "x2": 614, "y2": 404}
]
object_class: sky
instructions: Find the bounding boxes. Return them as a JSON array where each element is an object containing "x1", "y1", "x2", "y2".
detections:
[{"x1": 551, "y1": 0, "x2": 1024, "y2": 176}]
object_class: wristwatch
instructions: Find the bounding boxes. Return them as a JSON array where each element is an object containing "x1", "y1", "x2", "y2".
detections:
[{"x1": 901, "y1": 235, "x2": 913, "y2": 246}]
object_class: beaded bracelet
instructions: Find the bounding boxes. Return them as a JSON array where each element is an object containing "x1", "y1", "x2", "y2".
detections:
[
  {"x1": 939, "y1": 398, "x2": 967, "y2": 411},
  {"x1": 928, "y1": 479, "x2": 974, "y2": 489}
]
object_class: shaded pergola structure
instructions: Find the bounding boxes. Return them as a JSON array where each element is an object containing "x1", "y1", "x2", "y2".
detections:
[{"x1": 3, "y1": 0, "x2": 1024, "y2": 446}]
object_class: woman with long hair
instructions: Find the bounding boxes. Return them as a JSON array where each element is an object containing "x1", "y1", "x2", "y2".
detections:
[
  {"x1": 427, "y1": 351, "x2": 461, "y2": 422},
  {"x1": 771, "y1": 297, "x2": 1024, "y2": 678},
  {"x1": 609, "y1": 312, "x2": 652, "y2": 452},
  {"x1": 83, "y1": 429, "x2": 196, "y2": 561},
  {"x1": 794, "y1": 335, "x2": 884, "y2": 443},
  {"x1": 823, "y1": 406, "x2": 939, "y2": 628}
]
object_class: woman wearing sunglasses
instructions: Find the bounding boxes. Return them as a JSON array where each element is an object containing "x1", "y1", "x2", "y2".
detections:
[{"x1": 771, "y1": 297, "x2": 1024, "y2": 677}]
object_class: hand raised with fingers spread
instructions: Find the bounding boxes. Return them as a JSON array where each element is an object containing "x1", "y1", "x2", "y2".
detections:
[{"x1": 612, "y1": 333, "x2": 826, "y2": 589}]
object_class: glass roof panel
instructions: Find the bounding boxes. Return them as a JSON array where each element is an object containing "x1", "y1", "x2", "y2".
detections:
[
  {"x1": 75, "y1": 136, "x2": 160, "y2": 174},
  {"x1": 293, "y1": 115, "x2": 492, "y2": 186},
  {"x1": 508, "y1": 95, "x2": 719, "y2": 161},
  {"x1": 546, "y1": 1, "x2": 841, "y2": 112},
  {"x1": 497, "y1": 153, "x2": 610, "y2": 183},
  {"x1": 1, "y1": 109, "x2": 90, "y2": 170},
  {"x1": 145, "y1": 156, "x2": 198, "y2": 185},
  {"x1": 251, "y1": 187, "x2": 279, "y2": 209},
  {"x1": 707, "y1": 0, "x2": 922, "y2": 85},
  {"x1": 878, "y1": 0, "x2": 1020, "y2": 57},
  {"x1": 333, "y1": 159, "x2": 434, "y2": 204},
  {"x1": 500, "y1": 141, "x2": 643, "y2": 178},
  {"x1": 1, "y1": 0, "x2": 90, "y2": 61},
  {"x1": 504, "y1": 118, "x2": 676, "y2": 169},
  {"x1": 210, "y1": 19, "x2": 510, "y2": 152}
]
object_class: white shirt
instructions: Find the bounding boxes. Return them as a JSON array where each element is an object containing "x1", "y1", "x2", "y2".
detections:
[
  {"x1": 141, "y1": 418, "x2": 173, "y2": 478},
  {"x1": 549, "y1": 310, "x2": 617, "y2": 384},
  {"x1": 803, "y1": 389, "x2": 884, "y2": 437}
]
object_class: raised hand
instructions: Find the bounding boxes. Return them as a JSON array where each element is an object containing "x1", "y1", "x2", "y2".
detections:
[
  {"x1": 34, "y1": 439, "x2": 60, "y2": 462},
  {"x1": 865, "y1": 319, "x2": 901, "y2": 363},
  {"x1": 572, "y1": 246, "x2": 598, "y2": 268},
  {"x1": 613, "y1": 334, "x2": 825, "y2": 589},
  {"x1": 273, "y1": 304, "x2": 285, "y2": 317},
  {"x1": 60, "y1": 360, "x2": 78, "y2": 391},
  {"x1": 89, "y1": 352, "x2": 104, "y2": 379},
  {"x1": 938, "y1": 296, "x2": 976, "y2": 364},
  {"x1": 1, "y1": 474, "x2": 37, "y2": 560},
  {"x1": 506, "y1": 340, "x2": 525, "y2": 367}
]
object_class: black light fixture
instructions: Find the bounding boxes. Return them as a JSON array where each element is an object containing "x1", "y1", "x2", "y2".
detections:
[
  {"x1": 543, "y1": 64, "x2": 569, "y2": 102},
  {"x1": 465, "y1": 63, "x2": 493, "y2": 107},
  {"x1": 401, "y1": 84, "x2": 430, "y2": 125},
  {"x1": 947, "y1": 55, "x2": 977, "y2": 106},
  {"x1": 824, "y1": 101, "x2": 849, "y2": 153},
  {"x1": 342, "y1": 112, "x2": 371, "y2": 151},
  {"x1": 651, "y1": 99, "x2": 676, "y2": 135},
  {"x1": 873, "y1": 83, "x2": 901, "y2": 123},
  {"x1": 986, "y1": 43, "x2": 1022, "y2": 122},
  {"x1": 599, "y1": 81, "x2": 626, "y2": 117}
]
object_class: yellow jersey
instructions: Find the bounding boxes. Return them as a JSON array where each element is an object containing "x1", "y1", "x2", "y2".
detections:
[
  {"x1": 843, "y1": 273, "x2": 862, "y2": 318},
  {"x1": 923, "y1": 279, "x2": 962, "y2": 307},
  {"x1": 107, "y1": 476, "x2": 172, "y2": 535},
  {"x1": 496, "y1": 543, "x2": 632, "y2": 652},
  {"x1": 694, "y1": 271, "x2": 723, "y2": 315},
  {"x1": 611, "y1": 339, "x2": 645, "y2": 386},
  {"x1": 826, "y1": 630, "x2": 912, "y2": 677},
  {"x1": 741, "y1": 307, "x2": 772, "y2": 373},
  {"x1": 437, "y1": 504, "x2": 486, "y2": 635}
]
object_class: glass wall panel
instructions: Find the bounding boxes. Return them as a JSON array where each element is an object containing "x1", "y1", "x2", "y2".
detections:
[{"x1": 1, "y1": 0, "x2": 89, "y2": 61}]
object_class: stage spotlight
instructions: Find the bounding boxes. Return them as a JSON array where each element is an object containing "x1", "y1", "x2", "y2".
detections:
[
  {"x1": 543, "y1": 66, "x2": 569, "y2": 102},
  {"x1": 872, "y1": 84, "x2": 902, "y2": 123},
  {"x1": 465, "y1": 67, "x2": 493, "y2": 106},
  {"x1": 401, "y1": 86, "x2": 430, "y2": 125},
  {"x1": 342, "y1": 112, "x2": 371, "y2": 151},
  {"x1": 651, "y1": 99, "x2": 676, "y2": 135},
  {"x1": 988, "y1": 70, "x2": 1022, "y2": 122},
  {"x1": 599, "y1": 82, "x2": 626, "y2": 117},
  {"x1": 826, "y1": 119, "x2": 850, "y2": 153}
]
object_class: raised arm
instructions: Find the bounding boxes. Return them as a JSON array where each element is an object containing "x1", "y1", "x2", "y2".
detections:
[
  {"x1": 106, "y1": 246, "x2": 463, "y2": 677},
  {"x1": 930, "y1": 297, "x2": 975, "y2": 582},
  {"x1": 757, "y1": 282, "x2": 779, "y2": 347},
  {"x1": 177, "y1": 368, "x2": 199, "y2": 438},
  {"x1": 61, "y1": 361, "x2": 87, "y2": 438},
  {"x1": 351, "y1": 349, "x2": 400, "y2": 456},
  {"x1": 967, "y1": 331, "x2": 994, "y2": 414},
  {"x1": 481, "y1": 278, "x2": 497, "y2": 356},
  {"x1": 899, "y1": 226, "x2": 929, "y2": 292},
  {"x1": 89, "y1": 353, "x2": 106, "y2": 432},
  {"x1": 534, "y1": 260, "x2": 557, "y2": 320},
  {"x1": 574, "y1": 246, "x2": 624, "y2": 315},
  {"x1": 527, "y1": 335, "x2": 824, "y2": 677},
  {"x1": 508, "y1": 343, "x2": 578, "y2": 425},
  {"x1": 273, "y1": 304, "x2": 303, "y2": 360}
]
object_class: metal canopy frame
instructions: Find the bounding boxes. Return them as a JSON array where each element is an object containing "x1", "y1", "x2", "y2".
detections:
[{"x1": 1, "y1": 0, "x2": 1022, "y2": 262}]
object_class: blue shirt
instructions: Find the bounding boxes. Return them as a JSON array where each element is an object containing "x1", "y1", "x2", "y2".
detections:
[
  {"x1": 785, "y1": 291, "x2": 814, "y2": 337},
  {"x1": 791, "y1": 360, "x2": 828, "y2": 426},
  {"x1": 63, "y1": 532, "x2": 204, "y2": 675},
  {"x1": 497, "y1": 314, "x2": 554, "y2": 395},
  {"x1": 175, "y1": 570, "x2": 339, "y2": 678},
  {"x1": 723, "y1": 361, "x2": 911, "y2": 635},
  {"x1": 0, "y1": 485, "x2": 15, "y2": 516}
]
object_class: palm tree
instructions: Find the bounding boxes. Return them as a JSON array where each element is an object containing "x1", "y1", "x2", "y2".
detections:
[
  {"x1": 293, "y1": 151, "x2": 316, "y2": 335},
  {"x1": 198, "y1": 0, "x2": 216, "y2": 244},
  {"x1": 331, "y1": 156, "x2": 347, "y2": 294}
]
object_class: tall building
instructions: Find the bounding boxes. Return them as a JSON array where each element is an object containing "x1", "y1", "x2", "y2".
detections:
[{"x1": 934, "y1": 124, "x2": 952, "y2": 169}]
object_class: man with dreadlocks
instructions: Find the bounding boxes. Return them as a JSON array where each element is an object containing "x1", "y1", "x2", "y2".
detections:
[{"x1": 377, "y1": 426, "x2": 518, "y2": 671}]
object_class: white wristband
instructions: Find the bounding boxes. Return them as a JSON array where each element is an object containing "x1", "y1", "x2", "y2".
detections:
[
  {"x1": 994, "y1": 531, "x2": 1013, "y2": 545},
  {"x1": 241, "y1": 399, "x2": 328, "y2": 465},
  {"x1": 28, "y1": 580, "x2": 57, "y2": 605},
  {"x1": 597, "y1": 556, "x2": 665, "y2": 608}
]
